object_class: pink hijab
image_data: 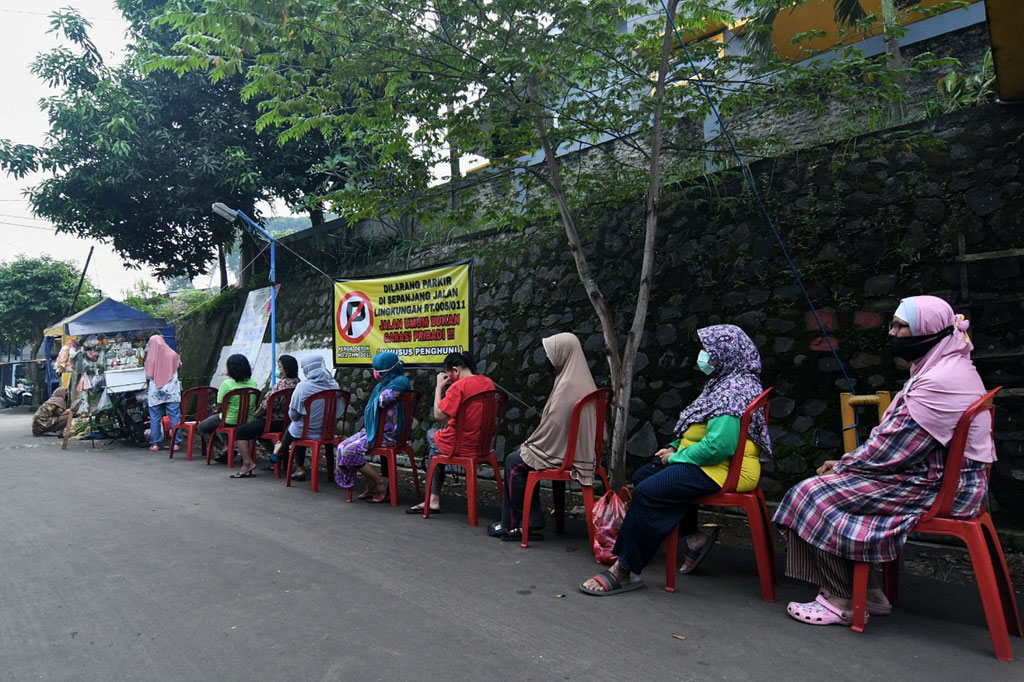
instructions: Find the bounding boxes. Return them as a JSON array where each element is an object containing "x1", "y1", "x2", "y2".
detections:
[
  {"x1": 145, "y1": 335, "x2": 180, "y2": 389},
  {"x1": 892, "y1": 295, "x2": 995, "y2": 463}
]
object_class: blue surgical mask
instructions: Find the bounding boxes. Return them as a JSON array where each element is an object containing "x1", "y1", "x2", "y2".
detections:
[
  {"x1": 697, "y1": 349, "x2": 715, "y2": 375},
  {"x1": 274, "y1": 369, "x2": 282, "y2": 380}
]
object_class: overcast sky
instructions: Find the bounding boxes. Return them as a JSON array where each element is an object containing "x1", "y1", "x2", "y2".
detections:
[{"x1": 0, "y1": 2, "x2": 222, "y2": 296}]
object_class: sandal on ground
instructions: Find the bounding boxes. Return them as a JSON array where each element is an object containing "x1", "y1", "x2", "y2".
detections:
[
  {"x1": 366, "y1": 490, "x2": 391, "y2": 504},
  {"x1": 148, "y1": 444, "x2": 161, "y2": 452},
  {"x1": 230, "y1": 470, "x2": 256, "y2": 479},
  {"x1": 679, "y1": 526, "x2": 721, "y2": 575},
  {"x1": 819, "y1": 588, "x2": 892, "y2": 616},
  {"x1": 406, "y1": 503, "x2": 441, "y2": 515},
  {"x1": 357, "y1": 488, "x2": 376, "y2": 501},
  {"x1": 290, "y1": 472, "x2": 307, "y2": 482},
  {"x1": 579, "y1": 569, "x2": 644, "y2": 597},
  {"x1": 787, "y1": 595, "x2": 863, "y2": 626}
]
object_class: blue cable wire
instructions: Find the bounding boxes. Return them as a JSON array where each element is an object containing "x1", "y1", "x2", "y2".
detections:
[{"x1": 656, "y1": 1, "x2": 861, "y2": 441}]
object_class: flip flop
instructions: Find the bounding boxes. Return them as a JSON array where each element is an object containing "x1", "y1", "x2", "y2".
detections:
[
  {"x1": 230, "y1": 470, "x2": 256, "y2": 479},
  {"x1": 290, "y1": 472, "x2": 307, "y2": 482},
  {"x1": 365, "y1": 490, "x2": 391, "y2": 504},
  {"x1": 678, "y1": 525, "x2": 721, "y2": 574},
  {"x1": 357, "y1": 489, "x2": 376, "y2": 501},
  {"x1": 406, "y1": 505, "x2": 441, "y2": 515},
  {"x1": 787, "y1": 595, "x2": 863, "y2": 626},
  {"x1": 579, "y1": 569, "x2": 644, "y2": 597},
  {"x1": 819, "y1": 588, "x2": 892, "y2": 616}
]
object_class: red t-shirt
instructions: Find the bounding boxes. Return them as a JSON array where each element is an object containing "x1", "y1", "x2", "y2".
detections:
[{"x1": 432, "y1": 374, "x2": 496, "y2": 456}]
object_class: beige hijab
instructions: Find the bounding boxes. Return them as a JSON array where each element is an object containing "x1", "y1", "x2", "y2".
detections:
[{"x1": 519, "y1": 332, "x2": 598, "y2": 485}]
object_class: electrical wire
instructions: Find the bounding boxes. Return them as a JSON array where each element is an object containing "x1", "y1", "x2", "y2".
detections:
[{"x1": 656, "y1": 1, "x2": 860, "y2": 440}]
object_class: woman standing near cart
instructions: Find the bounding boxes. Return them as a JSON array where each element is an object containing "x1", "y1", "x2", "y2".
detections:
[{"x1": 144, "y1": 334, "x2": 184, "y2": 452}]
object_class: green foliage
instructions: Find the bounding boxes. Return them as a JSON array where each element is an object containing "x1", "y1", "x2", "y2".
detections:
[
  {"x1": 0, "y1": 2, "x2": 353, "y2": 280},
  {"x1": 924, "y1": 49, "x2": 996, "y2": 116},
  {"x1": 0, "y1": 255, "x2": 101, "y2": 354}
]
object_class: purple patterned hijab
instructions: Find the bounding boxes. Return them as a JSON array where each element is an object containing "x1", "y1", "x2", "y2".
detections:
[{"x1": 673, "y1": 324, "x2": 772, "y2": 457}]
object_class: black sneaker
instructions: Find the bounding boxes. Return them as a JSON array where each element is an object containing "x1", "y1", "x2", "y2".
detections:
[
  {"x1": 487, "y1": 522, "x2": 505, "y2": 537},
  {"x1": 500, "y1": 528, "x2": 544, "y2": 542}
]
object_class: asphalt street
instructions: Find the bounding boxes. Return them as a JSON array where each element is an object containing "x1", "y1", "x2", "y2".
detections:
[{"x1": 1, "y1": 407, "x2": 1021, "y2": 681}]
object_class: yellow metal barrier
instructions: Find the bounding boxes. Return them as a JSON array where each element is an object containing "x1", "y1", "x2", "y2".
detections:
[{"x1": 839, "y1": 391, "x2": 891, "y2": 454}]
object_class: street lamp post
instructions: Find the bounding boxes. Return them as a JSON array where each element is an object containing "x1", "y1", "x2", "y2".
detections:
[{"x1": 211, "y1": 202, "x2": 277, "y2": 387}]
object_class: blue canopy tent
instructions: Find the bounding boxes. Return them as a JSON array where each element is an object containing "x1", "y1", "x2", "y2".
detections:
[{"x1": 43, "y1": 298, "x2": 175, "y2": 398}]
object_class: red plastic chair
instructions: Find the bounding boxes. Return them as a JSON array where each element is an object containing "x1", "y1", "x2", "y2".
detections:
[
  {"x1": 285, "y1": 389, "x2": 350, "y2": 493},
  {"x1": 664, "y1": 387, "x2": 776, "y2": 601},
  {"x1": 204, "y1": 387, "x2": 262, "y2": 468},
  {"x1": 520, "y1": 388, "x2": 613, "y2": 549},
  {"x1": 423, "y1": 389, "x2": 508, "y2": 525},
  {"x1": 850, "y1": 387, "x2": 1022, "y2": 661},
  {"x1": 345, "y1": 390, "x2": 422, "y2": 506},
  {"x1": 255, "y1": 387, "x2": 295, "y2": 479},
  {"x1": 169, "y1": 386, "x2": 217, "y2": 460}
]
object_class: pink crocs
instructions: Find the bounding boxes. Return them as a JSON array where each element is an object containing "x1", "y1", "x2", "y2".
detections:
[{"x1": 787, "y1": 595, "x2": 865, "y2": 627}]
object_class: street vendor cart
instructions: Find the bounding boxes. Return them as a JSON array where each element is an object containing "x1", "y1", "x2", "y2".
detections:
[{"x1": 43, "y1": 298, "x2": 175, "y2": 447}]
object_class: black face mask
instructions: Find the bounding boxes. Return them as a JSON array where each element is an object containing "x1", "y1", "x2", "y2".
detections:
[
  {"x1": 544, "y1": 357, "x2": 557, "y2": 374},
  {"x1": 890, "y1": 326, "x2": 954, "y2": 362}
]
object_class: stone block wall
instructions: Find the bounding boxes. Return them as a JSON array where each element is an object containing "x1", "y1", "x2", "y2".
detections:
[{"x1": 177, "y1": 102, "x2": 1024, "y2": 527}]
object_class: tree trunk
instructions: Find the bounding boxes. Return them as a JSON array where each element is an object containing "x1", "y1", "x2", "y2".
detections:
[
  {"x1": 309, "y1": 206, "x2": 325, "y2": 226},
  {"x1": 238, "y1": 234, "x2": 256, "y2": 289},
  {"x1": 30, "y1": 328, "x2": 43, "y2": 360},
  {"x1": 449, "y1": 136, "x2": 460, "y2": 212},
  {"x1": 607, "y1": 0, "x2": 677, "y2": 489},
  {"x1": 880, "y1": 0, "x2": 904, "y2": 123},
  {"x1": 217, "y1": 244, "x2": 228, "y2": 290},
  {"x1": 237, "y1": 198, "x2": 259, "y2": 288},
  {"x1": 527, "y1": 82, "x2": 621, "y2": 388}
]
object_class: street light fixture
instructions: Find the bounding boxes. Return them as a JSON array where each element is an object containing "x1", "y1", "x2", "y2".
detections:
[{"x1": 211, "y1": 202, "x2": 278, "y2": 387}]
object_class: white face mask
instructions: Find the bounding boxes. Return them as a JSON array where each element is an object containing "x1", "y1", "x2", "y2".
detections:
[{"x1": 697, "y1": 349, "x2": 715, "y2": 375}]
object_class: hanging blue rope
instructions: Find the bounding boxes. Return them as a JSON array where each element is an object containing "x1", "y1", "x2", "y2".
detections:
[{"x1": 656, "y1": 1, "x2": 861, "y2": 440}]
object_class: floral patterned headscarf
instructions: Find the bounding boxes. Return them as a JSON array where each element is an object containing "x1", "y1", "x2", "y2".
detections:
[{"x1": 673, "y1": 324, "x2": 772, "y2": 457}]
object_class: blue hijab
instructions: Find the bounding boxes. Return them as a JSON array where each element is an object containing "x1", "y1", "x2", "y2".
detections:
[{"x1": 364, "y1": 351, "x2": 412, "y2": 442}]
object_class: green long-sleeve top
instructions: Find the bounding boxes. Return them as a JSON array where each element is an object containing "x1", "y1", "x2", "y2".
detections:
[{"x1": 668, "y1": 415, "x2": 761, "y2": 492}]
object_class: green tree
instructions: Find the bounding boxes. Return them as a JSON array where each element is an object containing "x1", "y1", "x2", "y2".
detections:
[
  {"x1": 151, "y1": 0, "x2": 930, "y2": 485},
  {"x1": 0, "y1": 2, "x2": 355, "y2": 285},
  {"x1": 0, "y1": 255, "x2": 100, "y2": 358},
  {"x1": 154, "y1": 0, "x2": 752, "y2": 486}
]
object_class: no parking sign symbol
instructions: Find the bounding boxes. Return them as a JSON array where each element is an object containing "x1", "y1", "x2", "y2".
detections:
[{"x1": 336, "y1": 291, "x2": 374, "y2": 344}]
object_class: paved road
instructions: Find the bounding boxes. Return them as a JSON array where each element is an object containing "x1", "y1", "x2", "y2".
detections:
[{"x1": 0, "y1": 408, "x2": 1021, "y2": 681}]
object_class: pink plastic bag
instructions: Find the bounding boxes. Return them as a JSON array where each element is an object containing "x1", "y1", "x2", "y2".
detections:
[{"x1": 592, "y1": 487, "x2": 630, "y2": 566}]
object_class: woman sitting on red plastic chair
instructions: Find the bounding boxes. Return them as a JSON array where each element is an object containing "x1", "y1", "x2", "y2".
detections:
[
  {"x1": 233, "y1": 354, "x2": 300, "y2": 472},
  {"x1": 580, "y1": 324, "x2": 772, "y2": 596},
  {"x1": 774, "y1": 295, "x2": 994, "y2": 626},
  {"x1": 198, "y1": 354, "x2": 258, "y2": 465},
  {"x1": 486, "y1": 332, "x2": 598, "y2": 543},
  {"x1": 272, "y1": 354, "x2": 344, "y2": 483},
  {"x1": 331, "y1": 351, "x2": 411, "y2": 503}
]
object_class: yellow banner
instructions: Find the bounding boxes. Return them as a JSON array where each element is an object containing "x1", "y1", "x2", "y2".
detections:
[{"x1": 333, "y1": 260, "x2": 472, "y2": 367}]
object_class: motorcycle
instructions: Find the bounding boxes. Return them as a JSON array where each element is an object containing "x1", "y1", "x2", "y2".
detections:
[
  {"x1": 2, "y1": 380, "x2": 32, "y2": 408},
  {"x1": 91, "y1": 390, "x2": 149, "y2": 447}
]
